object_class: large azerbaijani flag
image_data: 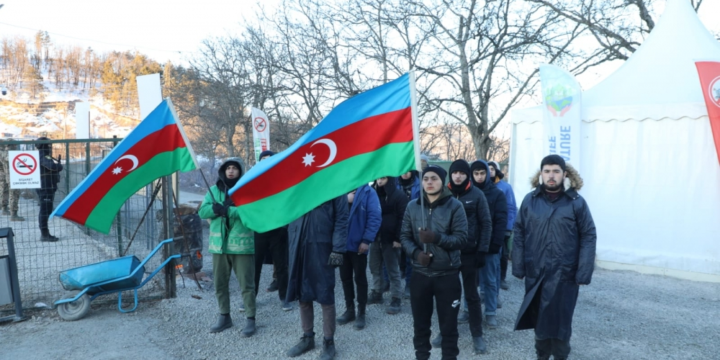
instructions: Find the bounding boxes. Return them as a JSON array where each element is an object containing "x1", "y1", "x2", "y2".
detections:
[
  {"x1": 51, "y1": 99, "x2": 198, "y2": 233},
  {"x1": 229, "y1": 72, "x2": 421, "y2": 232}
]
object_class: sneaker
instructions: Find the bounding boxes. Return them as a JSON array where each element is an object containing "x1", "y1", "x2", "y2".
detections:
[
  {"x1": 319, "y1": 338, "x2": 336, "y2": 360},
  {"x1": 457, "y1": 310, "x2": 469, "y2": 324},
  {"x1": 241, "y1": 318, "x2": 256, "y2": 337},
  {"x1": 473, "y1": 336, "x2": 487, "y2": 354},
  {"x1": 238, "y1": 303, "x2": 245, "y2": 312},
  {"x1": 367, "y1": 291, "x2": 383, "y2": 305},
  {"x1": 486, "y1": 315, "x2": 498, "y2": 329},
  {"x1": 431, "y1": 334, "x2": 442, "y2": 348},
  {"x1": 386, "y1": 297, "x2": 401, "y2": 315},
  {"x1": 336, "y1": 309, "x2": 355, "y2": 325},
  {"x1": 267, "y1": 279, "x2": 278, "y2": 292},
  {"x1": 40, "y1": 234, "x2": 58, "y2": 242},
  {"x1": 209, "y1": 313, "x2": 233, "y2": 333},
  {"x1": 282, "y1": 301, "x2": 293, "y2": 311},
  {"x1": 500, "y1": 279, "x2": 509, "y2": 290},
  {"x1": 287, "y1": 334, "x2": 315, "y2": 357}
]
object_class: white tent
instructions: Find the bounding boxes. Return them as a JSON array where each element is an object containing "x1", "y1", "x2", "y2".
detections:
[{"x1": 509, "y1": 0, "x2": 720, "y2": 282}]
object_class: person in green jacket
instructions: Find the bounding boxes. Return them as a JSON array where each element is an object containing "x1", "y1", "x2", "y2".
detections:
[{"x1": 199, "y1": 157, "x2": 256, "y2": 337}]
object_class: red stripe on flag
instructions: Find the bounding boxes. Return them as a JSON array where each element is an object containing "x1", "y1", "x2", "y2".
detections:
[
  {"x1": 64, "y1": 124, "x2": 187, "y2": 225},
  {"x1": 233, "y1": 107, "x2": 413, "y2": 205}
]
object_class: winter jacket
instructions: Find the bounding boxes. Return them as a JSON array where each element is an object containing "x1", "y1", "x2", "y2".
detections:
[
  {"x1": 38, "y1": 147, "x2": 63, "y2": 191},
  {"x1": 495, "y1": 180, "x2": 517, "y2": 231},
  {"x1": 450, "y1": 182, "x2": 492, "y2": 254},
  {"x1": 346, "y1": 184, "x2": 382, "y2": 252},
  {"x1": 374, "y1": 177, "x2": 409, "y2": 245},
  {"x1": 397, "y1": 171, "x2": 421, "y2": 201},
  {"x1": 286, "y1": 196, "x2": 349, "y2": 305},
  {"x1": 471, "y1": 160, "x2": 508, "y2": 251},
  {"x1": 400, "y1": 187, "x2": 467, "y2": 278},
  {"x1": 512, "y1": 164, "x2": 596, "y2": 341}
]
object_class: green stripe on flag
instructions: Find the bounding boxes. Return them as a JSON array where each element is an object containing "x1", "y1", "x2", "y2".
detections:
[
  {"x1": 85, "y1": 147, "x2": 196, "y2": 233},
  {"x1": 238, "y1": 141, "x2": 415, "y2": 233}
]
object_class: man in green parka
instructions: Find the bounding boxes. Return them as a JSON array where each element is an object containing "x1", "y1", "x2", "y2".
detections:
[{"x1": 199, "y1": 157, "x2": 256, "y2": 337}]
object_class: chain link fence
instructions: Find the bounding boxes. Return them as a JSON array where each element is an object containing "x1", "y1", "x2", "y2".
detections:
[{"x1": 0, "y1": 138, "x2": 175, "y2": 311}]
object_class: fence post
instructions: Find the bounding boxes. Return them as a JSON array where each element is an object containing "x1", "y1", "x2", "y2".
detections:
[
  {"x1": 161, "y1": 176, "x2": 176, "y2": 299},
  {"x1": 84, "y1": 142, "x2": 91, "y2": 235},
  {"x1": 65, "y1": 142, "x2": 70, "y2": 195}
]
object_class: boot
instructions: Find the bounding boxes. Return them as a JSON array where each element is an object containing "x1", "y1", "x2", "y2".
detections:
[
  {"x1": 536, "y1": 350, "x2": 550, "y2": 360},
  {"x1": 337, "y1": 306, "x2": 355, "y2": 325},
  {"x1": 367, "y1": 290, "x2": 383, "y2": 305},
  {"x1": 40, "y1": 229, "x2": 58, "y2": 242},
  {"x1": 431, "y1": 334, "x2": 442, "y2": 348},
  {"x1": 1, "y1": 206, "x2": 9, "y2": 215},
  {"x1": 354, "y1": 306, "x2": 366, "y2": 330},
  {"x1": 319, "y1": 338, "x2": 336, "y2": 360},
  {"x1": 473, "y1": 336, "x2": 487, "y2": 354},
  {"x1": 209, "y1": 313, "x2": 233, "y2": 333},
  {"x1": 287, "y1": 333, "x2": 315, "y2": 357},
  {"x1": 386, "y1": 297, "x2": 401, "y2": 315},
  {"x1": 241, "y1": 318, "x2": 256, "y2": 337},
  {"x1": 10, "y1": 211, "x2": 24, "y2": 221}
]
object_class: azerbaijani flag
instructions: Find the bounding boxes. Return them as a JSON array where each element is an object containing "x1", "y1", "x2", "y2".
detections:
[
  {"x1": 51, "y1": 99, "x2": 198, "y2": 234},
  {"x1": 229, "y1": 72, "x2": 421, "y2": 232}
]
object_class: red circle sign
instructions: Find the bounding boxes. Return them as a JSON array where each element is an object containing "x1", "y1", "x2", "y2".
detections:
[
  {"x1": 12, "y1": 153, "x2": 38, "y2": 176},
  {"x1": 254, "y1": 117, "x2": 267, "y2": 132}
]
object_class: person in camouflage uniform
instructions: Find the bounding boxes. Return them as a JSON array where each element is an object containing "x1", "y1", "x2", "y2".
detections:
[{"x1": 0, "y1": 139, "x2": 25, "y2": 221}]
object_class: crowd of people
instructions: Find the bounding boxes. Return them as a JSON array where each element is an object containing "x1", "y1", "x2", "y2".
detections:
[{"x1": 199, "y1": 152, "x2": 597, "y2": 360}]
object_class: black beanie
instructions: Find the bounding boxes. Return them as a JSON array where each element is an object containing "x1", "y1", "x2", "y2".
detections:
[
  {"x1": 449, "y1": 159, "x2": 471, "y2": 176},
  {"x1": 541, "y1": 154, "x2": 566, "y2": 171},
  {"x1": 259, "y1": 150, "x2": 275, "y2": 159},
  {"x1": 422, "y1": 165, "x2": 447, "y2": 186}
]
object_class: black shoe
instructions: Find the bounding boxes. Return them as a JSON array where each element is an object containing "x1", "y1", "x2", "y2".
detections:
[
  {"x1": 337, "y1": 309, "x2": 355, "y2": 325},
  {"x1": 209, "y1": 313, "x2": 233, "y2": 333},
  {"x1": 354, "y1": 313, "x2": 366, "y2": 330},
  {"x1": 500, "y1": 279, "x2": 509, "y2": 290},
  {"x1": 367, "y1": 291, "x2": 383, "y2": 305},
  {"x1": 267, "y1": 279, "x2": 278, "y2": 292},
  {"x1": 473, "y1": 336, "x2": 487, "y2": 354},
  {"x1": 386, "y1": 297, "x2": 401, "y2": 315},
  {"x1": 431, "y1": 334, "x2": 442, "y2": 348},
  {"x1": 241, "y1": 318, "x2": 256, "y2": 337},
  {"x1": 287, "y1": 334, "x2": 315, "y2": 357},
  {"x1": 40, "y1": 234, "x2": 58, "y2": 242},
  {"x1": 319, "y1": 338, "x2": 336, "y2": 360}
]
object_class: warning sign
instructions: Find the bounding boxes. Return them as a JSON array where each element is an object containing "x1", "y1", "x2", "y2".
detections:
[{"x1": 9, "y1": 150, "x2": 41, "y2": 189}]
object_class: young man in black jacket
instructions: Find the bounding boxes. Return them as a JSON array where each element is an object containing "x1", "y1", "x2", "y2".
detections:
[
  {"x1": 401, "y1": 165, "x2": 468, "y2": 360},
  {"x1": 369, "y1": 177, "x2": 408, "y2": 314},
  {"x1": 470, "y1": 160, "x2": 508, "y2": 329},
  {"x1": 36, "y1": 137, "x2": 63, "y2": 242},
  {"x1": 431, "y1": 160, "x2": 492, "y2": 354}
]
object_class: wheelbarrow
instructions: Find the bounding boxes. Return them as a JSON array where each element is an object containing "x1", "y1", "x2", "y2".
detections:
[{"x1": 53, "y1": 238, "x2": 180, "y2": 321}]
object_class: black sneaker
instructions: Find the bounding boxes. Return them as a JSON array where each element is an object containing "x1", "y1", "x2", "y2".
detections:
[
  {"x1": 287, "y1": 334, "x2": 315, "y2": 357},
  {"x1": 336, "y1": 309, "x2": 355, "y2": 325},
  {"x1": 473, "y1": 336, "x2": 487, "y2": 354},
  {"x1": 367, "y1": 291, "x2": 383, "y2": 305},
  {"x1": 386, "y1": 297, "x2": 401, "y2": 315}
]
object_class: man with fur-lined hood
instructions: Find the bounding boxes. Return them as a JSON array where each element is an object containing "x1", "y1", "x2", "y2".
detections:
[{"x1": 512, "y1": 155, "x2": 597, "y2": 360}]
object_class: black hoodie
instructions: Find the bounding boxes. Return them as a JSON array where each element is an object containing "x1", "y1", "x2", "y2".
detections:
[
  {"x1": 470, "y1": 160, "x2": 508, "y2": 253},
  {"x1": 373, "y1": 177, "x2": 409, "y2": 244}
]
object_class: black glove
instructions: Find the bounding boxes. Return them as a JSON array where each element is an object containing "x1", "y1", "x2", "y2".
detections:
[
  {"x1": 474, "y1": 252, "x2": 486, "y2": 268},
  {"x1": 223, "y1": 197, "x2": 234, "y2": 207},
  {"x1": 417, "y1": 251, "x2": 433, "y2": 267},
  {"x1": 488, "y1": 242, "x2": 501, "y2": 254},
  {"x1": 419, "y1": 228, "x2": 438, "y2": 244},
  {"x1": 328, "y1": 252, "x2": 344, "y2": 267},
  {"x1": 212, "y1": 203, "x2": 228, "y2": 217}
]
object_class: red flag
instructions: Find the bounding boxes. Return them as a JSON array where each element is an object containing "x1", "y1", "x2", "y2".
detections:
[{"x1": 695, "y1": 61, "x2": 720, "y2": 164}]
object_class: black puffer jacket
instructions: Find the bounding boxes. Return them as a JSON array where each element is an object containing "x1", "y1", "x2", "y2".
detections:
[
  {"x1": 470, "y1": 160, "x2": 507, "y2": 252},
  {"x1": 512, "y1": 164, "x2": 596, "y2": 341},
  {"x1": 400, "y1": 187, "x2": 467, "y2": 277},
  {"x1": 37, "y1": 143, "x2": 63, "y2": 191},
  {"x1": 373, "y1": 177, "x2": 408, "y2": 244},
  {"x1": 450, "y1": 181, "x2": 492, "y2": 254}
]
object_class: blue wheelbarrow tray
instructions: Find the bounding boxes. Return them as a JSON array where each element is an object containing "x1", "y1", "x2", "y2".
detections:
[{"x1": 59, "y1": 256, "x2": 145, "y2": 295}]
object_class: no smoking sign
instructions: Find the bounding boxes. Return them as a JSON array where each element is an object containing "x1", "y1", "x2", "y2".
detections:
[
  {"x1": 254, "y1": 117, "x2": 267, "y2": 132},
  {"x1": 8, "y1": 150, "x2": 41, "y2": 189}
]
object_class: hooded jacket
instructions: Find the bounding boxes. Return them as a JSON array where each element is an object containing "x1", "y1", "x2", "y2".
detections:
[
  {"x1": 36, "y1": 139, "x2": 63, "y2": 191},
  {"x1": 400, "y1": 187, "x2": 468, "y2": 277},
  {"x1": 346, "y1": 184, "x2": 382, "y2": 252},
  {"x1": 512, "y1": 164, "x2": 596, "y2": 341},
  {"x1": 494, "y1": 180, "x2": 517, "y2": 231},
  {"x1": 470, "y1": 160, "x2": 508, "y2": 252},
  {"x1": 198, "y1": 158, "x2": 254, "y2": 255},
  {"x1": 448, "y1": 169, "x2": 492, "y2": 254},
  {"x1": 397, "y1": 171, "x2": 421, "y2": 201},
  {"x1": 374, "y1": 177, "x2": 409, "y2": 245}
]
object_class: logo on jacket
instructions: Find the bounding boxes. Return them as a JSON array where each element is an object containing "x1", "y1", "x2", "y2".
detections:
[{"x1": 451, "y1": 299, "x2": 460, "y2": 308}]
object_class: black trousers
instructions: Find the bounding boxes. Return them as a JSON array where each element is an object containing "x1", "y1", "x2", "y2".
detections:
[
  {"x1": 339, "y1": 252, "x2": 368, "y2": 311},
  {"x1": 460, "y1": 253, "x2": 483, "y2": 337},
  {"x1": 536, "y1": 337, "x2": 571, "y2": 359},
  {"x1": 410, "y1": 272, "x2": 462, "y2": 360},
  {"x1": 500, "y1": 239, "x2": 509, "y2": 281},
  {"x1": 254, "y1": 229, "x2": 289, "y2": 301},
  {"x1": 36, "y1": 189, "x2": 56, "y2": 233}
]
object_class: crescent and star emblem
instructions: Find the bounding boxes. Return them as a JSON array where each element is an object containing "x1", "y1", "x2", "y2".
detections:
[
  {"x1": 111, "y1": 154, "x2": 139, "y2": 175},
  {"x1": 302, "y1": 139, "x2": 337, "y2": 168}
]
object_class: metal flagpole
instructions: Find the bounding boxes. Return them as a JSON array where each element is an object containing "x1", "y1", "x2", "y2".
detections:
[{"x1": 408, "y1": 70, "x2": 427, "y2": 253}]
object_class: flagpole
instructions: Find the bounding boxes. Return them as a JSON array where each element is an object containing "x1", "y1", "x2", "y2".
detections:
[{"x1": 409, "y1": 70, "x2": 427, "y2": 253}]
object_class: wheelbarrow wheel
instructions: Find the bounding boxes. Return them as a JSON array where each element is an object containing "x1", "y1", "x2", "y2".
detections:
[{"x1": 57, "y1": 294, "x2": 91, "y2": 321}]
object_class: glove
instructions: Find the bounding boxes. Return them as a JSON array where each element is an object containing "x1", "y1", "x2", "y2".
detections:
[
  {"x1": 328, "y1": 252, "x2": 344, "y2": 267},
  {"x1": 223, "y1": 197, "x2": 234, "y2": 207},
  {"x1": 419, "y1": 228, "x2": 438, "y2": 244},
  {"x1": 474, "y1": 252, "x2": 486, "y2": 268},
  {"x1": 212, "y1": 203, "x2": 228, "y2": 217},
  {"x1": 488, "y1": 242, "x2": 501, "y2": 254},
  {"x1": 417, "y1": 251, "x2": 433, "y2": 267}
]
